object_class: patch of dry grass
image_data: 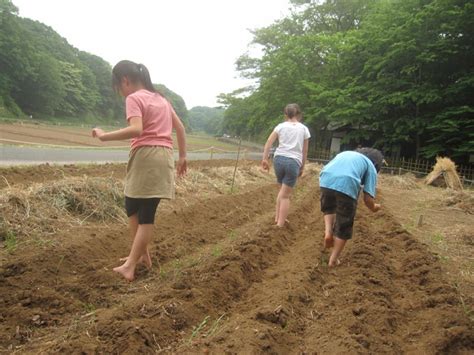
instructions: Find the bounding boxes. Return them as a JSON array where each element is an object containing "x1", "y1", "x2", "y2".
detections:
[
  {"x1": 0, "y1": 177, "x2": 127, "y2": 245},
  {"x1": 379, "y1": 173, "x2": 421, "y2": 190}
]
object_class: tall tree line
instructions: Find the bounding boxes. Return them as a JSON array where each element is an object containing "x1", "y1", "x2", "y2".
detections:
[
  {"x1": 219, "y1": 0, "x2": 473, "y2": 163},
  {"x1": 0, "y1": 0, "x2": 189, "y2": 126}
]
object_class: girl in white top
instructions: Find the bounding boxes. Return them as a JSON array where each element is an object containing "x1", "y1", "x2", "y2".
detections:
[{"x1": 262, "y1": 104, "x2": 311, "y2": 227}]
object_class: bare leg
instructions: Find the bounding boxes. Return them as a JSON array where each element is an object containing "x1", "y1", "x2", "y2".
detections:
[
  {"x1": 277, "y1": 184, "x2": 293, "y2": 227},
  {"x1": 275, "y1": 184, "x2": 282, "y2": 223},
  {"x1": 323, "y1": 214, "x2": 336, "y2": 248},
  {"x1": 114, "y1": 224, "x2": 154, "y2": 281},
  {"x1": 120, "y1": 214, "x2": 152, "y2": 268},
  {"x1": 328, "y1": 237, "x2": 346, "y2": 267}
]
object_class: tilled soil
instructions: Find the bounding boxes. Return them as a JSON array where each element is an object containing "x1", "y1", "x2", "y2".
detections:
[{"x1": 0, "y1": 160, "x2": 472, "y2": 354}]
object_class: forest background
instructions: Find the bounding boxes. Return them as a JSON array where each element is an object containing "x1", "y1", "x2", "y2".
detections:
[{"x1": 0, "y1": 0, "x2": 472, "y2": 163}]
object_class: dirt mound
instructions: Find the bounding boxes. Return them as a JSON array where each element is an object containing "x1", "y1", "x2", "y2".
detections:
[{"x1": 0, "y1": 160, "x2": 473, "y2": 353}]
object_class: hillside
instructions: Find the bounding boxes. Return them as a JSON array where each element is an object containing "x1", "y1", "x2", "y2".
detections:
[{"x1": 0, "y1": 1, "x2": 188, "y2": 126}]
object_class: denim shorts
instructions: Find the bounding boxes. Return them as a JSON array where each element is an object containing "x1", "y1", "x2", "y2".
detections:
[{"x1": 273, "y1": 155, "x2": 300, "y2": 187}]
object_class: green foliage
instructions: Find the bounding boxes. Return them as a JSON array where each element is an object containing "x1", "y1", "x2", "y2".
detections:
[
  {"x1": 0, "y1": 5, "x2": 189, "y2": 125},
  {"x1": 4, "y1": 229, "x2": 17, "y2": 253},
  {"x1": 0, "y1": 0, "x2": 17, "y2": 15},
  {"x1": 222, "y1": 0, "x2": 474, "y2": 163},
  {"x1": 155, "y1": 84, "x2": 190, "y2": 129},
  {"x1": 0, "y1": 9, "x2": 122, "y2": 121},
  {"x1": 188, "y1": 106, "x2": 224, "y2": 135}
]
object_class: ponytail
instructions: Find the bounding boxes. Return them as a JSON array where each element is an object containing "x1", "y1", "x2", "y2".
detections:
[
  {"x1": 112, "y1": 60, "x2": 156, "y2": 93},
  {"x1": 137, "y1": 64, "x2": 156, "y2": 92}
]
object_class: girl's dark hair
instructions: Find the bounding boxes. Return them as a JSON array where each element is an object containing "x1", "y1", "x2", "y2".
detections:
[
  {"x1": 356, "y1": 147, "x2": 384, "y2": 173},
  {"x1": 112, "y1": 60, "x2": 156, "y2": 93},
  {"x1": 284, "y1": 103, "x2": 301, "y2": 119}
]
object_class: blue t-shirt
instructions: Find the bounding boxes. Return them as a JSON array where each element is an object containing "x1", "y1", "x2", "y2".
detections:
[{"x1": 319, "y1": 151, "x2": 377, "y2": 200}]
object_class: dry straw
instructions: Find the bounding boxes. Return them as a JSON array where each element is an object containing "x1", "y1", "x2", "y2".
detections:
[
  {"x1": 425, "y1": 157, "x2": 463, "y2": 191},
  {"x1": 379, "y1": 173, "x2": 420, "y2": 190},
  {"x1": 0, "y1": 177, "x2": 127, "y2": 241}
]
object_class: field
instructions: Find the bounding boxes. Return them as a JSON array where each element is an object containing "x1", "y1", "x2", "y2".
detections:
[
  {"x1": 0, "y1": 160, "x2": 473, "y2": 353},
  {"x1": 0, "y1": 122, "x2": 243, "y2": 151}
]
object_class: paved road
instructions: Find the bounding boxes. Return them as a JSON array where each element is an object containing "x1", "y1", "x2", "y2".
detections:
[{"x1": 0, "y1": 145, "x2": 261, "y2": 166}]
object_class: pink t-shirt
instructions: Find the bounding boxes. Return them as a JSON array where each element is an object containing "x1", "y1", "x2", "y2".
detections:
[{"x1": 126, "y1": 89, "x2": 173, "y2": 150}]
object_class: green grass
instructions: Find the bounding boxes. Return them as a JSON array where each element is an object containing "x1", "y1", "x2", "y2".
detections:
[
  {"x1": 186, "y1": 314, "x2": 226, "y2": 345},
  {"x1": 431, "y1": 232, "x2": 444, "y2": 244},
  {"x1": 205, "y1": 314, "x2": 226, "y2": 337},
  {"x1": 437, "y1": 255, "x2": 450, "y2": 263},
  {"x1": 4, "y1": 230, "x2": 17, "y2": 253},
  {"x1": 228, "y1": 230, "x2": 237, "y2": 241},
  {"x1": 83, "y1": 303, "x2": 96, "y2": 313},
  {"x1": 211, "y1": 246, "x2": 222, "y2": 258},
  {"x1": 158, "y1": 256, "x2": 202, "y2": 281},
  {"x1": 188, "y1": 315, "x2": 210, "y2": 344}
]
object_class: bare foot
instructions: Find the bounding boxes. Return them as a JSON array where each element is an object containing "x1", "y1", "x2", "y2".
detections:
[
  {"x1": 120, "y1": 252, "x2": 152, "y2": 269},
  {"x1": 328, "y1": 258, "x2": 341, "y2": 267},
  {"x1": 113, "y1": 263, "x2": 135, "y2": 281},
  {"x1": 276, "y1": 219, "x2": 290, "y2": 228},
  {"x1": 324, "y1": 235, "x2": 334, "y2": 249}
]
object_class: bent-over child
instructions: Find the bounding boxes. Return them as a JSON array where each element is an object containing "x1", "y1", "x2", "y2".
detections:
[
  {"x1": 319, "y1": 148, "x2": 383, "y2": 267},
  {"x1": 92, "y1": 60, "x2": 187, "y2": 281},
  {"x1": 262, "y1": 104, "x2": 311, "y2": 227}
]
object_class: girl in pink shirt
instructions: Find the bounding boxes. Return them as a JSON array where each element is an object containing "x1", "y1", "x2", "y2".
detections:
[{"x1": 92, "y1": 60, "x2": 187, "y2": 281}]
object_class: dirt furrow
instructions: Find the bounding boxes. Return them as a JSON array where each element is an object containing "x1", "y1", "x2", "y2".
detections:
[
  {"x1": 0, "y1": 180, "x2": 279, "y2": 352},
  {"x1": 185, "y1": 187, "x2": 473, "y2": 354},
  {"x1": 13, "y1": 178, "x2": 317, "y2": 353},
  {"x1": 1, "y1": 161, "x2": 473, "y2": 354}
]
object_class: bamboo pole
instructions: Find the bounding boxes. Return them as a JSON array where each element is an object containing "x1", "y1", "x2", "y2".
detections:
[{"x1": 230, "y1": 138, "x2": 242, "y2": 193}]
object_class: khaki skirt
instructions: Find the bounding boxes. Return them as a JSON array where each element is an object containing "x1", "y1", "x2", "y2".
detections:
[{"x1": 124, "y1": 146, "x2": 175, "y2": 199}]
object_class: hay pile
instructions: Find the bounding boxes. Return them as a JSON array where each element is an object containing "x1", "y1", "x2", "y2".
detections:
[
  {"x1": 304, "y1": 162, "x2": 323, "y2": 176},
  {"x1": 379, "y1": 173, "x2": 420, "y2": 190},
  {"x1": 0, "y1": 177, "x2": 126, "y2": 242},
  {"x1": 175, "y1": 165, "x2": 273, "y2": 196},
  {"x1": 425, "y1": 157, "x2": 463, "y2": 190},
  {"x1": 441, "y1": 190, "x2": 474, "y2": 214}
]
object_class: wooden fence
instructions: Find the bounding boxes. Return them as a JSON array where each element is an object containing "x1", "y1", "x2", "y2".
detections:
[{"x1": 309, "y1": 150, "x2": 474, "y2": 186}]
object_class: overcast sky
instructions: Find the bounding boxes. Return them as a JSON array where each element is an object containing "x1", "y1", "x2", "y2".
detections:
[{"x1": 13, "y1": 0, "x2": 292, "y2": 108}]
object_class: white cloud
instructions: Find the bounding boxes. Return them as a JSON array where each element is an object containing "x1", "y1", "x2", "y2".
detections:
[{"x1": 13, "y1": 0, "x2": 291, "y2": 108}]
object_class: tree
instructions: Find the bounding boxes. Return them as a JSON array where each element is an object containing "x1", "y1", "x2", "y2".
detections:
[
  {"x1": 155, "y1": 84, "x2": 190, "y2": 129},
  {"x1": 0, "y1": 0, "x2": 17, "y2": 15},
  {"x1": 222, "y1": 0, "x2": 473, "y2": 163},
  {"x1": 188, "y1": 106, "x2": 225, "y2": 135},
  {"x1": 0, "y1": 4, "x2": 189, "y2": 124}
]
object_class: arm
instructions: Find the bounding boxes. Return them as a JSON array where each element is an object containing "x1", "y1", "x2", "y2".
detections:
[
  {"x1": 262, "y1": 131, "x2": 278, "y2": 171},
  {"x1": 92, "y1": 117, "x2": 142, "y2": 141},
  {"x1": 172, "y1": 108, "x2": 187, "y2": 177},
  {"x1": 299, "y1": 138, "x2": 309, "y2": 177},
  {"x1": 363, "y1": 192, "x2": 381, "y2": 212}
]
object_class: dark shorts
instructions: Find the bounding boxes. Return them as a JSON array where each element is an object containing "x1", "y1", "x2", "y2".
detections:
[
  {"x1": 125, "y1": 197, "x2": 161, "y2": 224},
  {"x1": 320, "y1": 187, "x2": 357, "y2": 240},
  {"x1": 273, "y1": 155, "x2": 300, "y2": 187}
]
